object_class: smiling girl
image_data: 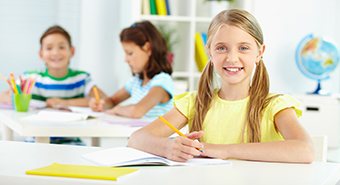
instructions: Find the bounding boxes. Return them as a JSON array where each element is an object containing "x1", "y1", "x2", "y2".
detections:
[
  {"x1": 127, "y1": 9, "x2": 314, "y2": 163},
  {"x1": 89, "y1": 21, "x2": 174, "y2": 119}
]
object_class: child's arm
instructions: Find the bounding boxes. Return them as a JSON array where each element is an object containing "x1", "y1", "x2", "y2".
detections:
[
  {"x1": 46, "y1": 87, "x2": 108, "y2": 107},
  {"x1": 105, "y1": 86, "x2": 170, "y2": 118},
  {"x1": 128, "y1": 107, "x2": 204, "y2": 162},
  {"x1": 0, "y1": 89, "x2": 12, "y2": 104},
  {"x1": 201, "y1": 108, "x2": 314, "y2": 163},
  {"x1": 106, "y1": 87, "x2": 130, "y2": 108},
  {"x1": 46, "y1": 97, "x2": 90, "y2": 107}
]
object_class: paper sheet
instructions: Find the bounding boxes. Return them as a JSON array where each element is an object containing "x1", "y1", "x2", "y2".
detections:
[
  {"x1": 82, "y1": 147, "x2": 232, "y2": 167},
  {"x1": 20, "y1": 110, "x2": 90, "y2": 123}
]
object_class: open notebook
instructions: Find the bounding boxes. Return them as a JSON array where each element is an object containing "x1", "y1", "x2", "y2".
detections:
[
  {"x1": 20, "y1": 110, "x2": 97, "y2": 123},
  {"x1": 82, "y1": 147, "x2": 232, "y2": 167},
  {"x1": 51, "y1": 106, "x2": 103, "y2": 117},
  {"x1": 26, "y1": 162, "x2": 139, "y2": 181}
]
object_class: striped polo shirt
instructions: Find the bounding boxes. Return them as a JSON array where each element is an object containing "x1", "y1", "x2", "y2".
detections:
[
  {"x1": 124, "y1": 72, "x2": 174, "y2": 119},
  {"x1": 23, "y1": 68, "x2": 95, "y2": 101}
]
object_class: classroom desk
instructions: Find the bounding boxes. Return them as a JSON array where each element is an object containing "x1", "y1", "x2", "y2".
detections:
[
  {"x1": 0, "y1": 108, "x2": 147, "y2": 146},
  {"x1": 0, "y1": 141, "x2": 339, "y2": 185}
]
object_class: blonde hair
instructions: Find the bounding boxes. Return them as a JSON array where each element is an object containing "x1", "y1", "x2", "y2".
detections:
[{"x1": 190, "y1": 9, "x2": 278, "y2": 143}]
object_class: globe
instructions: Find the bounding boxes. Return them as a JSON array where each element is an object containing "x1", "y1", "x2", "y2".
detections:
[{"x1": 295, "y1": 34, "x2": 340, "y2": 94}]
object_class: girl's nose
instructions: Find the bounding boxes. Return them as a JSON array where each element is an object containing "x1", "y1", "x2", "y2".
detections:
[
  {"x1": 226, "y1": 49, "x2": 238, "y2": 64},
  {"x1": 124, "y1": 55, "x2": 129, "y2": 63}
]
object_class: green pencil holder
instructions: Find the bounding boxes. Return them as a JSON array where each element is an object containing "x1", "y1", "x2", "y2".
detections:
[{"x1": 13, "y1": 94, "x2": 32, "y2": 112}]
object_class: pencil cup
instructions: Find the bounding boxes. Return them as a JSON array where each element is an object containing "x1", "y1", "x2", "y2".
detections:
[{"x1": 13, "y1": 94, "x2": 32, "y2": 112}]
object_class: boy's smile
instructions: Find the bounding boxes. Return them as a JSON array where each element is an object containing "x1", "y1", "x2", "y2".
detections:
[{"x1": 39, "y1": 33, "x2": 74, "y2": 77}]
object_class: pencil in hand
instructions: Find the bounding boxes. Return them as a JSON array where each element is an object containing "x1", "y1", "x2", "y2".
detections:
[
  {"x1": 93, "y1": 86, "x2": 102, "y2": 111},
  {"x1": 158, "y1": 116, "x2": 203, "y2": 153}
]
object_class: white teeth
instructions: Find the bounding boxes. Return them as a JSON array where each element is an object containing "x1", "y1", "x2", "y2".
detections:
[{"x1": 225, "y1": 68, "x2": 241, "y2": 72}]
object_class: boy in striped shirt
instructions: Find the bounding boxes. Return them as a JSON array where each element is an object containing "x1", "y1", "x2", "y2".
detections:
[
  {"x1": 1, "y1": 25, "x2": 106, "y2": 107},
  {"x1": 29, "y1": 25, "x2": 106, "y2": 144},
  {"x1": 28, "y1": 25, "x2": 106, "y2": 107},
  {"x1": 1, "y1": 25, "x2": 106, "y2": 144}
]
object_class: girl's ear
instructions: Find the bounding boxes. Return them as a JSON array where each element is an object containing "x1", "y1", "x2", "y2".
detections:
[
  {"x1": 142, "y1": 42, "x2": 152, "y2": 56},
  {"x1": 206, "y1": 45, "x2": 213, "y2": 60},
  {"x1": 257, "y1": 44, "x2": 266, "y2": 62}
]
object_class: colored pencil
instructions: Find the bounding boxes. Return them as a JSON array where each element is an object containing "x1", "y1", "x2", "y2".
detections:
[
  {"x1": 25, "y1": 78, "x2": 32, "y2": 94},
  {"x1": 0, "y1": 73, "x2": 11, "y2": 86},
  {"x1": 21, "y1": 79, "x2": 26, "y2": 92},
  {"x1": 27, "y1": 79, "x2": 35, "y2": 94},
  {"x1": 16, "y1": 84, "x2": 22, "y2": 94},
  {"x1": 158, "y1": 116, "x2": 203, "y2": 152},
  {"x1": 9, "y1": 73, "x2": 18, "y2": 94}
]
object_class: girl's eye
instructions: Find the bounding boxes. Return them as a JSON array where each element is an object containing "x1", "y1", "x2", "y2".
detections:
[
  {"x1": 240, "y1": 46, "x2": 248, "y2": 51},
  {"x1": 217, "y1": 46, "x2": 226, "y2": 51},
  {"x1": 127, "y1": 52, "x2": 133, "y2": 56},
  {"x1": 46, "y1": 47, "x2": 52, "y2": 50}
]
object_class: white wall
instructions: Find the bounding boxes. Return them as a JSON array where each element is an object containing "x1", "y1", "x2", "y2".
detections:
[
  {"x1": 78, "y1": 0, "x2": 131, "y2": 95},
  {"x1": 250, "y1": 0, "x2": 340, "y2": 94}
]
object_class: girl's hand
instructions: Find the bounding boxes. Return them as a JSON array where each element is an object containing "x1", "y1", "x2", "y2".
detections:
[
  {"x1": 184, "y1": 131, "x2": 228, "y2": 159},
  {"x1": 199, "y1": 142, "x2": 228, "y2": 159},
  {"x1": 89, "y1": 98, "x2": 104, "y2": 112},
  {"x1": 164, "y1": 131, "x2": 204, "y2": 162},
  {"x1": 46, "y1": 98, "x2": 68, "y2": 107},
  {"x1": 105, "y1": 106, "x2": 119, "y2": 115},
  {"x1": 185, "y1": 131, "x2": 204, "y2": 140},
  {"x1": 185, "y1": 131, "x2": 227, "y2": 160}
]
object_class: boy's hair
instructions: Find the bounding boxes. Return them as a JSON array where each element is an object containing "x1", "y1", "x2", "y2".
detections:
[
  {"x1": 40, "y1": 25, "x2": 72, "y2": 47},
  {"x1": 191, "y1": 9, "x2": 278, "y2": 143},
  {"x1": 119, "y1": 21, "x2": 172, "y2": 79}
]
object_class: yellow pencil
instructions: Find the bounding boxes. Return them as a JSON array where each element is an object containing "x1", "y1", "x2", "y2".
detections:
[
  {"x1": 158, "y1": 116, "x2": 203, "y2": 152},
  {"x1": 9, "y1": 73, "x2": 18, "y2": 94},
  {"x1": 93, "y1": 86, "x2": 102, "y2": 111}
]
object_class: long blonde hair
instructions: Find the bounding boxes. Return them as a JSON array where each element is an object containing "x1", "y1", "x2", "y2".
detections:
[{"x1": 190, "y1": 9, "x2": 278, "y2": 143}]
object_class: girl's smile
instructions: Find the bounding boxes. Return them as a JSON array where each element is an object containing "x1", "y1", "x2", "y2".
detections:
[{"x1": 224, "y1": 67, "x2": 244, "y2": 73}]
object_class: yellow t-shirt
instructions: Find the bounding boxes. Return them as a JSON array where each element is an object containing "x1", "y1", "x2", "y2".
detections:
[{"x1": 173, "y1": 90, "x2": 302, "y2": 144}]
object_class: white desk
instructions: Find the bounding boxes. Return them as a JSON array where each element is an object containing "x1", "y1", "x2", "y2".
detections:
[
  {"x1": 0, "y1": 108, "x2": 146, "y2": 146},
  {"x1": 0, "y1": 141, "x2": 339, "y2": 185}
]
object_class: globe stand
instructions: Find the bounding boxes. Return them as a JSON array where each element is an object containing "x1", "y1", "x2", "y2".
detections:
[{"x1": 308, "y1": 80, "x2": 330, "y2": 95}]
